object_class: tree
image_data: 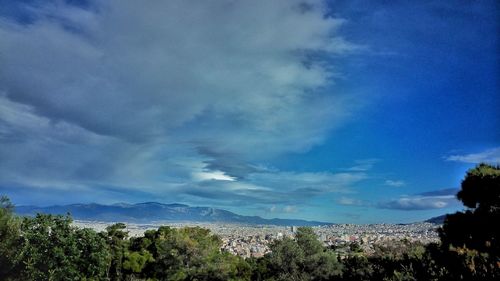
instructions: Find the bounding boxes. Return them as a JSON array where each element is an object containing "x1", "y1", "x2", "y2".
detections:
[
  {"x1": 268, "y1": 237, "x2": 306, "y2": 281},
  {"x1": 105, "y1": 223, "x2": 129, "y2": 280},
  {"x1": 0, "y1": 195, "x2": 22, "y2": 280},
  {"x1": 123, "y1": 249, "x2": 154, "y2": 274},
  {"x1": 19, "y1": 213, "x2": 109, "y2": 280},
  {"x1": 138, "y1": 226, "x2": 249, "y2": 280},
  {"x1": 438, "y1": 163, "x2": 500, "y2": 280},
  {"x1": 439, "y1": 164, "x2": 500, "y2": 255},
  {"x1": 295, "y1": 227, "x2": 323, "y2": 256},
  {"x1": 265, "y1": 227, "x2": 343, "y2": 281},
  {"x1": 74, "y1": 228, "x2": 110, "y2": 280},
  {"x1": 340, "y1": 255, "x2": 374, "y2": 281},
  {"x1": 295, "y1": 227, "x2": 342, "y2": 280},
  {"x1": 457, "y1": 163, "x2": 500, "y2": 211},
  {"x1": 305, "y1": 250, "x2": 343, "y2": 281}
]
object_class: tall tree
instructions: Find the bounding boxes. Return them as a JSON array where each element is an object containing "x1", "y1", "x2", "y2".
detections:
[
  {"x1": 268, "y1": 237, "x2": 306, "y2": 281},
  {"x1": 105, "y1": 223, "x2": 129, "y2": 281},
  {"x1": 0, "y1": 196, "x2": 22, "y2": 280},
  {"x1": 439, "y1": 163, "x2": 500, "y2": 254},
  {"x1": 438, "y1": 163, "x2": 500, "y2": 280}
]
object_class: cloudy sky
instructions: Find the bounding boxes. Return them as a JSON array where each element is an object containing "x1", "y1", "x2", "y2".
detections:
[{"x1": 0, "y1": 0, "x2": 498, "y2": 223}]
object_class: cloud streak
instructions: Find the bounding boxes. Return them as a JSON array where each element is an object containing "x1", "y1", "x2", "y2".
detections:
[
  {"x1": 445, "y1": 147, "x2": 500, "y2": 164},
  {"x1": 336, "y1": 197, "x2": 364, "y2": 206},
  {"x1": 384, "y1": 180, "x2": 405, "y2": 187},
  {"x1": 377, "y1": 188, "x2": 460, "y2": 211}
]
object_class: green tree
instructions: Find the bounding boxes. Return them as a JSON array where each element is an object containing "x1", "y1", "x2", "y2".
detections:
[
  {"x1": 74, "y1": 228, "x2": 110, "y2": 280},
  {"x1": 0, "y1": 195, "x2": 23, "y2": 280},
  {"x1": 268, "y1": 237, "x2": 306, "y2": 281},
  {"x1": 123, "y1": 249, "x2": 154, "y2": 274},
  {"x1": 247, "y1": 256, "x2": 271, "y2": 281},
  {"x1": 296, "y1": 227, "x2": 342, "y2": 280},
  {"x1": 305, "y1": 250, "x2": 343, "y2": 281},
  {"x1": 140, "y1": 226, "x2": 249, "y2": 280},
  {"x1": 266, "y1": 227, "x2": 343, "y2": 281},
  {"x1": 340, "y1": 255, "x2": 374, "y2": 281},
  {"x1": 105, "y1": 223, "x2": 129, "y2": 281},
  {"x1": 19, "y1": 213, "x2": 109, "y2": 280},
  {"x1": 295, "y1": 227, "x2": 323, "y2": 256}
]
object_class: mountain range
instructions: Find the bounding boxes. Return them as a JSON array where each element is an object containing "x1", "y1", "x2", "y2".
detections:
[{"x1": 15, "y1": 202, "x2": 332, "y2": 226}]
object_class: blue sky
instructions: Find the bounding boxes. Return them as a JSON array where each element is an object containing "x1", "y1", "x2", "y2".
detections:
[{"x1": 0, "y1": 0, "x2": 498, "y2": 223}]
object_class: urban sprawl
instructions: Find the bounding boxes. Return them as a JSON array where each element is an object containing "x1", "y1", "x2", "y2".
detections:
[{"x1": 73, "y1": 221, "x2": 440, "y2": 258}]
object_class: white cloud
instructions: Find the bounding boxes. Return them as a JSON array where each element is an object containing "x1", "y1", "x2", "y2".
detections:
[
  {"x1": 283, "y1": 205, "x2": 298, "y2": 213},
  {"x1": 384, "y1": 180, "x2": 406, "y2": 187},
  {"x1": 266, "y1": 205, "x2": 298, "y2": 214},
  {"x1": 445, "y1": 147, "x2": 500, "y2": 164},
  {"x1": 336, "y1": 196, "x2": 363, "y2": 206},
  {"x1": 344, "y1": 159, "x2": 379, "y2": 171},
  {"x1": 192, "y1": 170, "x2": 236, "y2": 182}
]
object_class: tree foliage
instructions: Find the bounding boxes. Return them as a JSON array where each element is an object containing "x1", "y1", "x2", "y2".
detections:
[
  {"x1": 436, "y1": 164, "x2": 500, "y2": 280},
  {"x1": 440, "y1": 164, "x2": 500, "y2": 256},
  {"x1": 105, "y1": 223, "x2": 129, "y2": 280},
  {"x1": 17, "y1": 213, "x2": 109, "y2": 280},
  {"x1": 265, "y1": 227, "x2": 342, "y2": 281},
  {"x1": 0, "y1": 196, "x2": 22, "y2": 280}
]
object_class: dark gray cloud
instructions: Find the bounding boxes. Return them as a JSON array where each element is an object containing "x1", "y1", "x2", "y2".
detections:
[
  {"x1": 195, "y1": 146, "x2": 261, "y2": 179},
  {"x1": 0, "y1": 0, "x2": 362, "y2": 207}
]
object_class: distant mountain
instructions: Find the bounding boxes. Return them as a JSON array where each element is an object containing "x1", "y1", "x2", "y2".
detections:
[
  {"x1": 15, "y1": 202, "x2": 332, "y2": 226},
  {"x1": 426, "y1": 214, "x2": 447, "y2": 224}
]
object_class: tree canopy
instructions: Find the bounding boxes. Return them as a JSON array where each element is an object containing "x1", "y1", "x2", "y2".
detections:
[{"x1": 440, "y1": 164, "x2": 500, "y2": 256}]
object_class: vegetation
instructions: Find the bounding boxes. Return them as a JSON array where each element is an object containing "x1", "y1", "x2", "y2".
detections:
[{"x1": 0, "y1": 163, "x2": 498, "y2": 280}]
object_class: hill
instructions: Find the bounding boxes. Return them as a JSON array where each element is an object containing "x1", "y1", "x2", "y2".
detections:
[{"x1": 425, "y1": 214, "x2": 447, "y2": 224}]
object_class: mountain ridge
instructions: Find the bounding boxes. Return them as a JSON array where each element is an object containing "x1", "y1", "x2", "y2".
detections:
[{"x1": 15, "y1": 202, "x2": 332, "y2": 226}]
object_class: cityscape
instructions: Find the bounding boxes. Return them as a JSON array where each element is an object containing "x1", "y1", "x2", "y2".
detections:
[{"x1": 74, "y1": 220, "x2": 440, "y2": 258}]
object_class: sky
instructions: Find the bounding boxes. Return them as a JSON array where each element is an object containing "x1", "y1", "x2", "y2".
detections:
[{"x1": 0, "y1": 0, "x2": 498, "y2": 223}]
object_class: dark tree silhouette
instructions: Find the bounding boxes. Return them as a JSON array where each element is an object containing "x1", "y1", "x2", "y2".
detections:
[
  {"x1": 439, "y1": 164, "x2": 500, "y2": 255},
  {"x1": 438, "y1": 164, "x2": 500, "y2": 280}
]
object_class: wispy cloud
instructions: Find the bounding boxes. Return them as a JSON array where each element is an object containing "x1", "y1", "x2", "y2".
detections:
[
  {"x1": 445, "y1": 147, "x2": 500, "y2": 164},
  {"x1": 283, "y1": 205, "x2": 298, "y2": 213},
  {"x1": 377, "y1": 188, "x2": 459, "y2": 210},
  {"x1": 418, "y1": 188, "x2": 458, "y2": 197},
  {"x1": 336, "y1": 196, "x2": 364, "y2": 206},
  {"x1": 384, "y1": 180, "x2": 405, "y2": 187},
  {"x1": 266, "y1": 205, "x2": 298, "y2": 214},
  {"x1": 344, "y1": 159, "x2": 379, "y2": 172}
]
